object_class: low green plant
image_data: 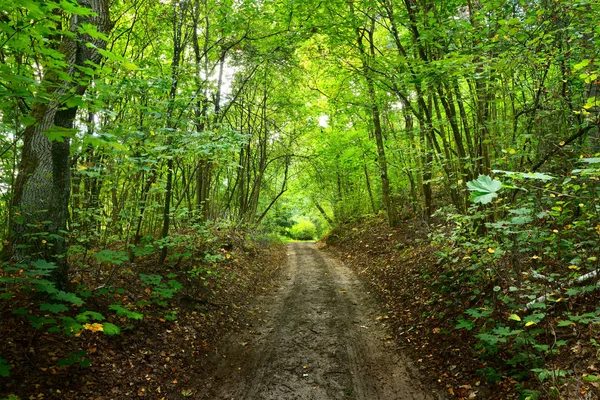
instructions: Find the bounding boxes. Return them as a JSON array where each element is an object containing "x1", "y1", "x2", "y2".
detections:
[{"x1": 437, "y1": 160, "x2": 600, "y2": 395}]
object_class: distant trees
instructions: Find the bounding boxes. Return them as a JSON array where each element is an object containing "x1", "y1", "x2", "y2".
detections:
[{"x1": 294, "y1": 0, "x2": 600, "y2": 224}]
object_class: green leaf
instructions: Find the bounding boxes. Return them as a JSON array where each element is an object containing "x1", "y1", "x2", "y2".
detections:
[
  {"x1": 476, "y1": 333, "x2": 506, "y2": 345},
  {"x1": 508, "y1": 314, "x2": 521, "y2": 321},
  {"x1": 168, "y1": 280, "x2": 183, "y2": 290},
  {"x1": 521, "y1": 172, "x2": 554, "y2": 181},
  {"x1": 76, "y1": 311, "x2": 105, "y2": 323},
  {"x1": 57, "y1": 350, "x2": 89, "y2": 367},
  {"x1": 31, "y1": 260, "x2": 57, "y2": 276},
  {"x1": 140, "y1": 273, "x2": 162, "y2": 286},
  {"x1": 78, "y1": 22, "x2": 109, "y2": 41},
  {"x1": 583, "y1": 375, "x2": 600, "y2": 382},
  {"x1": 524, "y1": 312, "x2": 546, "y2": 325},
  {"x1": 94, "y1": 249, "x2": 128, "y2": 265},
  {"x1": 467, "y1": 175, "x2": 502, "y2": 204},
  {"x1": 45, "y1": 126, "x2": 76, "y2": 142},
  {"x1": 53, "y1": 291, "x2": 84, "y2": 306},
  {"x1": 60, "y1": 317, "x2": 84, "y2": 335},
  {"x1": 40, "y1": 303, "x2": 69, "y2": 313},
  {"x1": 0, "y1": 357, "x2": 10, "y2": 377},
  {"x1": 455, "y1": 318, "x2": 476, "y2": 331},
  {"x1": 574, "y1": 59, "x2": 590, "y2": 70},
  {"x1": 102, "y1": 322, "x2": 120, "y2": 336},
  {"x1": 109, "y1": 304, "x2": 143, "y2": 320},
  {"x1": 59, "y1": 0, "x2": 96, "y2": 16},
  {"x1": 123, "y1": 62, "x2": 139, "y2": 71},
  {"x1": 557, "y1": 320, "x2": 575, "y2": 327},
  {"x1": 581, "y1": 158, "x2": 600, "y2": 164}
]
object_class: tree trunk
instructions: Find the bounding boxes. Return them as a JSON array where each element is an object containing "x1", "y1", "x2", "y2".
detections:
[
  {"x1": 159, "y1": 0, "x2": 186, "y2": 264},
  {"x1": 352, "y1": 9, "x2": 399, "y2": 227},
  {"x1": 9, "y1": 0, "x2": 111, "y2": 289}
]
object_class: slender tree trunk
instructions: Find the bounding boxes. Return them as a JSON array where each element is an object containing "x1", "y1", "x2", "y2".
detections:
[
  {"x1": 352, "y1": 11, "x2": 399, "y2": 227},
  {"x1": 159, "y1": 0, "x2": 186, "y2": 264},
  {"x1": 363, "y1": 161, "x2": 377, "y2": 214}
]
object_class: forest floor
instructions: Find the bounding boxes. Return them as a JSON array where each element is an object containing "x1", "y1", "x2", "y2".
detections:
[
  {"x1": 194, "y1": 242, "x2": 440, "y2": 400},
  {"x1": 322, "y1": 217, "x2": 509, "y2": 400},
  {"x1": 1, "y1": 232, "x2": 288, "y2": 400}
]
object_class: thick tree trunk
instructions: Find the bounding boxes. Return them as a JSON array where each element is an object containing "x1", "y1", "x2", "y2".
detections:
[{"x1": 9, "y1": 0, "x2": 111, "y2": 289}]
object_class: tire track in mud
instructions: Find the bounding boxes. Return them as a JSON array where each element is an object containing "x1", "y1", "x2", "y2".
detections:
[{"x1": 199, "y1": 242, "x2": 442, "y2": 400}]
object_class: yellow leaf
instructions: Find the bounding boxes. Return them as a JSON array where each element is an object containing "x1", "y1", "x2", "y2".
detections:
[
  {"x1": 525, "y1": 321, "x2": 536, "y2": 327},
  {"x1": 487, "y1": 248, "x2": 495, "y2": 254},
  {"x1": 77, "y1": 164, "x2": 88, "y2": 171},
  {"x1": 568, "y1": 265, "x2": 580, "y2": 270},
  {"x1": 226, "y1": 253, "x2": 231, "y2": 259},
  {"x1": 532, "y1": 255, "x2": 540, "y2": 260},
  {"x1": 83, "y1": 323, "x2": 104, "y2": 332},
  {"x1": 559, "y1": 141, "x2": 565, "y2": 146}
]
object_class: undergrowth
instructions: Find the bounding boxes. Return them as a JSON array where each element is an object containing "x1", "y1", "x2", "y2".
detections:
[{"x1": 0, "y1": 224, "x2": 285, "y2": 399}]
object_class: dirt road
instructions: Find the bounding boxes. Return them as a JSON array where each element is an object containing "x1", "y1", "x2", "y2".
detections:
[{"x1": 199, "y1": 242, "x2": 440, "y2": 399}]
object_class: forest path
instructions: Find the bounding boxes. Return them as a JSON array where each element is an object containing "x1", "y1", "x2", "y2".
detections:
[{"x1": 198, "y1": 242, "x2": 440, "y2": 400}]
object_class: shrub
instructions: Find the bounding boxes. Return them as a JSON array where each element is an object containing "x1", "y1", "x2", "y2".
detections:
[{"x1": 288, "y1": 219, "x2": 317, "y2": 240}]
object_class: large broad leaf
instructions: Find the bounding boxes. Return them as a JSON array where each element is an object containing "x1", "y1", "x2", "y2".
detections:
[{"x1": 467, "y1": 175, "x2": 503, "y2": 204}]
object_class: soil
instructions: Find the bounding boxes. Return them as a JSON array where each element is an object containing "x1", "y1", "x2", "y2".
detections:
[{"x1": 196, "y1": 242, "x2": 442, "y2": 400}]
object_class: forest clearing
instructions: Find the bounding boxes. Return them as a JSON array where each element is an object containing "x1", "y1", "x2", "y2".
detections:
[{"x1": 1, "y1": 0, "x2": 600, "y2": 399}]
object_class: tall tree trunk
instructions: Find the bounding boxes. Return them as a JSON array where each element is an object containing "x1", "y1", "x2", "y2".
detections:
[
  {"x1": 159, "y1": 0, "x2": 186, "y2": 264},
  {"x1": 8, "y1": 0, "x2": 111, "y2": 289},
  {"x1": 352, "y1": 9, "x2": 398, "y2": 227}
]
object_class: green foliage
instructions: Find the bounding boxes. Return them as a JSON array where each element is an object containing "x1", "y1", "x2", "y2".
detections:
[
  {"x1": 139, "y1": 273, "x2": 183, "y2": 307},
  {"x1": 94, "y1": 250, "x2": 128, "y2": 265},
  {"x1": 57, "y1": 351, "x2": 90, "y2": 368},
  {"x1": 466, "y1": 175, "x2": 503, "y2": 205},
  {"x1": 288, "y1": 218, "x2": 317, "y2": 241},
  {"x1": 0, "y1": 357, "x2": 10, "y2": 377},
  {"x1": 102, "y1": 323, "x2": 121, "y2": 336},
  {"x1": 109, "y1": 304, "x2": 143, "y2": 320},
  {"x1": 439, "y1": 161, "x2": 600, "y2": 394}
]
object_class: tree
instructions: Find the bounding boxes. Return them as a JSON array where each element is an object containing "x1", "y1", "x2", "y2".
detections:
[{"x1": 8, "y1": 0, "x2": 111, "y2": 288}]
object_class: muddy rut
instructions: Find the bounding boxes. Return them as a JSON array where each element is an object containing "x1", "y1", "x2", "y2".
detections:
[{"x1": 199, "y1": 242, "x2": 441, "y2": 399}]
